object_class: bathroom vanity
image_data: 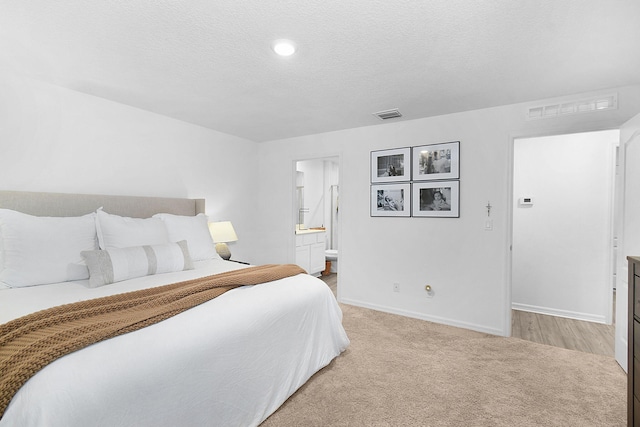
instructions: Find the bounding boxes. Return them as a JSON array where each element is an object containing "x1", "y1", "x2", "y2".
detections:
[{"x1": 295, "y1": 228, "x2": 326, "y2": 276}]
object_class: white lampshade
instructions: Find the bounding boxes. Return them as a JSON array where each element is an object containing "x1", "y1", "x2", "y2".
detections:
[
  {"x1": 208, "y1": 221, "x2": 238, "y2": 261},
  {"x1": 208, "y1": 221, "x2": 238, "y2": 243}
]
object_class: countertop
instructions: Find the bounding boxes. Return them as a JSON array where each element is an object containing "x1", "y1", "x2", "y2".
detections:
[{"x1": 295, "y1": 227, "x2": 325, "y2": 235}]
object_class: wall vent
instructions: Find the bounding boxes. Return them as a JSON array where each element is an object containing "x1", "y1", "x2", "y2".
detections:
[
  {"x1": 373, "y1": 108, "x2": 402, "y2": 120},
  {"x1": 526, "y1": 93, "x2": 617, "y2": 120}
]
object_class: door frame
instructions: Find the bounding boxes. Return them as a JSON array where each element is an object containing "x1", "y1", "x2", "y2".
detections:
[
  {"x1": 505, "y1": 127, "x2": 620, "y2": 337},
  {"x1": 291, "y1": 153, "x2": 342, "y2": 289},
  {"x1": 614, "y1": 122, "x2": 640, "y2": 370}
]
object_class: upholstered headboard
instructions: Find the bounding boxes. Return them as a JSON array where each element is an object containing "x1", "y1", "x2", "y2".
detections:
[{"x1": 0, "y1": 191, "x2": 205, "y2": 218}]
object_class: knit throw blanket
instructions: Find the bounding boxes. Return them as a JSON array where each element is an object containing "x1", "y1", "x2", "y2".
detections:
[{"x1": 0, "y1": 263, "x2": 305, "y2": 419}]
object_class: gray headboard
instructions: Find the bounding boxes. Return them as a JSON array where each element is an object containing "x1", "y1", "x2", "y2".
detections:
[{"x1": 0, "y1": 191, "x2": 205, "y2": 218}]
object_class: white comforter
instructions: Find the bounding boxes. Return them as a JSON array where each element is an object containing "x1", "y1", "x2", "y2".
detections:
[{"x1": 0, "y1": 260, "x2": 349, "y2": 427}]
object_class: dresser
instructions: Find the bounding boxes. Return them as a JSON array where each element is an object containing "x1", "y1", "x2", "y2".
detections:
[
  {"x1": 629, "y1": 256, "x2": 640, "y2": 427},
  {"x1": 295, "y1": 230, "x2": 326, "y2": 276}
]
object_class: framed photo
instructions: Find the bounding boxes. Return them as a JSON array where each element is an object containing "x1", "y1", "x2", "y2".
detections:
[
  {"x1": 412, "y1": 141, "x2": 459, "y2": 181},
  {"x1": 371, "y1": 183, "x2": 411, "y2": 217},
  {"x1": 412, "y1": 181, "x2": 459, "y2": 218},
  {"x1": 371, "y1": 147, "x2": 410, "y2": 183}
]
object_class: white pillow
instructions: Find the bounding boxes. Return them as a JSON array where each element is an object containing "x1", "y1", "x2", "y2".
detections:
[
  {"x1": 0, "y1": 209, "x2": 98, "y2": 288},
  {"x1": 81, "y1": 240, "x2": 193, "y2": 288},
  {"x1": 153, "y1": 213, "x2": 220, "y2": 261},
  {"x1": 96, "y1": 208, "x2": 170, "y2": 249}
]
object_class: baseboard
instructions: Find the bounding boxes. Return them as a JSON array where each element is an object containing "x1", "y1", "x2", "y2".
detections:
[
  {"x1": 511, "y1": 302, "x2": 607, "y2": 324},
  {"x1": 339, "y1": 297, "x2": 505, "y2": 336}
]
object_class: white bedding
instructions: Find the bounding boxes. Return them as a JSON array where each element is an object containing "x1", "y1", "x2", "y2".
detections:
[{"x1": 0, "y1": 260, "x2": 349, "y2": 426}]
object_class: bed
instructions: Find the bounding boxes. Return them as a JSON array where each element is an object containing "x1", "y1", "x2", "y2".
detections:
[{"x1": 0, "y1": 191, "x2": 349, "y2": 427}]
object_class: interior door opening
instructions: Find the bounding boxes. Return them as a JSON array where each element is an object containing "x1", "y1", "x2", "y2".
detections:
[
  {"x1": 294, "y1": 156, "x2": 340, "y2": 295},
  {"x1": 510, "y1": 130, "x2": 619, "y2": 355}
]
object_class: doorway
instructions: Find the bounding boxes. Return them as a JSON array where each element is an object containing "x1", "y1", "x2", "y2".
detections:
[
  {"x1": 294, "y1": 156, "x2": 341, "y2": 290},
  {"x1": 510, "y1": 130, "x2": 619, "y2": 353}
]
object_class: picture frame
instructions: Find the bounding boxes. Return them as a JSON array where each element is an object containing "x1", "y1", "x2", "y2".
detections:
[
  {"x1": 371, "y1": 183, "x2": 411, "y2": 217},
  {"x1": 371, "y1": 147, "x2": 411, "y2": 183},
  {"x1": 412, "y1": 181, "x2": 459, "y2": 218},
  {"x1": 411, "y1": 141, "x2": 460, "y2": 181}
]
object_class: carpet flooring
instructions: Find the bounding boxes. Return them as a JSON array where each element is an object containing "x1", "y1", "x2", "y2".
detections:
[{"x1": 261, "y1": 294, "x2": 626, "y2": 426}]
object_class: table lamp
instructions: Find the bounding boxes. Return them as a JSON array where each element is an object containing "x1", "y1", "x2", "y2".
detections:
[{"x1": 208, "y1": 221, "x2": 238, "y2": 260}]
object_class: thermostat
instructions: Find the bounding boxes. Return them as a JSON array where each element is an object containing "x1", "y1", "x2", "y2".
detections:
[{"x1": 519, "y1": 197, "x2": 534, "y2": 206}]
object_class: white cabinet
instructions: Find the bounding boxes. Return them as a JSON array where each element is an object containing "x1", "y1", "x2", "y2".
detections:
[
  {"x1": 295, "y1": 245, "x2": 310, "y2": 273},
  {"x1": 295, "y1": 231, "x2": 326, "y2": 276}
]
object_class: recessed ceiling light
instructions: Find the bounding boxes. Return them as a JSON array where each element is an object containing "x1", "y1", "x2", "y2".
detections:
[{"x1": 272, "y1": 39, "x2": 296, "y2": 56}]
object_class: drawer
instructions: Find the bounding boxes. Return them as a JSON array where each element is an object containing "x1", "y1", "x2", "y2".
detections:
[
  {"x1": 635, "y1": 357, "x2": 640, "y2": 399},
  {"x1": 635, "y1": 280, "x2": 640, "y2": 316},
  {"x1": 301, "y1": 234, "x2": 317, "y2": 246},
  {"x1": 635, "y1": 321, "x2": 640, "y2": 357},
  {"x1": 296, "y1": 232, "x2": 325, "y2": 247}
]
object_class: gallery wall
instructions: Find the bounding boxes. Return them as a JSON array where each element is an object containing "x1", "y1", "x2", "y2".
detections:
[
  {"x1": 0, "y1": 71, "x2": 260, "y2": 262},
  {"x1": 256, "y1": 85, "x2": 640, "y2": 336}
]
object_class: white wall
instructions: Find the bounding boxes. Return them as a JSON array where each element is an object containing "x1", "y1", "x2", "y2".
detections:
[
  {"x1": 3, "y1": 69, "x2": 639, "y2": 336},
  {"x1": 512, "y1": 131, "x2": 618, "y2": 323},
  {"x1": 0, "y1": 72, "x2": 260, "y2": 263},
  {"x1": 256, "y1": 85, "x2": 640, "y2": 336}
]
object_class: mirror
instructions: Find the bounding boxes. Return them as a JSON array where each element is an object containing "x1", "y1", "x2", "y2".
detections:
[{"x1": 295, "y1": 158, "x2": 338, "y2": 234}]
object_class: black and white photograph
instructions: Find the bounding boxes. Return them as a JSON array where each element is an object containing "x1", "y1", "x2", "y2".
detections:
[
  {"x1": 412, "y1": 141, "x2": 460, "y2": 181},
  {"x1": 371, "y1": 183, "x2": 410, "y2": 217},
  {"x1": 412, "y1": 181, "x2": 459, "y2": 217},
  {"x1": 371, "y1": 147, "x2": 410, "y2": 183}
]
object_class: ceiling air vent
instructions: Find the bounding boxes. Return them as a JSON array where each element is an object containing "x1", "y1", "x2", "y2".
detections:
[
  {"x1": 373, "y1": 108, "x2": 402, "y2": 120},
  {"x1": 527, "y1": 93, "x2": 617, "y2": 120}
]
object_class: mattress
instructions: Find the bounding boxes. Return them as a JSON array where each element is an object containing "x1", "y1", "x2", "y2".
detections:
[{"x1": 0, "y1": 259, "x2": 349, "y2": 426}]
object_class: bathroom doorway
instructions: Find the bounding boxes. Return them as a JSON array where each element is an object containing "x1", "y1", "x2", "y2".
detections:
[{"x1": 294, "y1": 156, "x2": 340, "y2": 291}]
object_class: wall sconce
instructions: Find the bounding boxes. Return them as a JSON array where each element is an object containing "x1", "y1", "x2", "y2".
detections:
[{"x1": 208, "y1": 221, "x2": 238, "y2": 260}]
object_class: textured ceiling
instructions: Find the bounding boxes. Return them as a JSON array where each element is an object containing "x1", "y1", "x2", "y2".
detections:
[{"x1": 1, "y1": 0, "x2": 640, "y2": 142}]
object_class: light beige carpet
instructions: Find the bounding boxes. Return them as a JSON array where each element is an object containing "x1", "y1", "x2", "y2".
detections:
[{"x1": 261, "y1": 303, "x2": 626, "y2": 427}]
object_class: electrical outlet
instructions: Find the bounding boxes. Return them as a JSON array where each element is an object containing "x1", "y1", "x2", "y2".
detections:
[{"x1": 393, "y1": 283, "x2": 400, "y2": 292}]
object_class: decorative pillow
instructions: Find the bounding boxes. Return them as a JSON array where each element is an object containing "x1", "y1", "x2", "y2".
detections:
[
  {"x1": 95, "y1": 208, "x2": 170, "y2": 249},
  {"x1": 81, "y1": 240, "x2": 193, "y2": 288},
  {"x1": 153, "y1": 213, "x2": 220, "y2": 261},
  {"x1": 0, "y1": 209, "x2": 98, "y2": 288}
]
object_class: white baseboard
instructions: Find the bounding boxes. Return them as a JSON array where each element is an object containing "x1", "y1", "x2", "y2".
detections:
[
  {"x1": 339, "y1": 297, "x2": 505, "y2": 337},
  {"x1": 511, "y1": 302, "x2": 607, "y2": 324}
]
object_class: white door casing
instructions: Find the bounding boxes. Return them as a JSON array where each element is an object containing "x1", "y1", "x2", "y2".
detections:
[{"x1": 615, "y1": 113, "x2": 640, "y2": 371}]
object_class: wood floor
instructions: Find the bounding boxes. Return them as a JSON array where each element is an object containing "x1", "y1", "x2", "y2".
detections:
[
  {"x1": 319, "y1": 272, "x2": 337, "y2": 296},
  {"x1": 511, "y1": 307, "x2": 615, "y2": 356},
  {"x1": 319, "y1": 274, "x2": 615, "y2": 357}
]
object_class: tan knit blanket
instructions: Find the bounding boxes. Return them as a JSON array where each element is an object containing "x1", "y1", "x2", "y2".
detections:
[{"x1": 0, "y1": 263, "x2": 305, "y2": 419}]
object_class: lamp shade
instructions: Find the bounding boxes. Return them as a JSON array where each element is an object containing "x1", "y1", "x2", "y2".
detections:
[{"x1": 208, "y1": 221, "x2": 238, "y2": 243}]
